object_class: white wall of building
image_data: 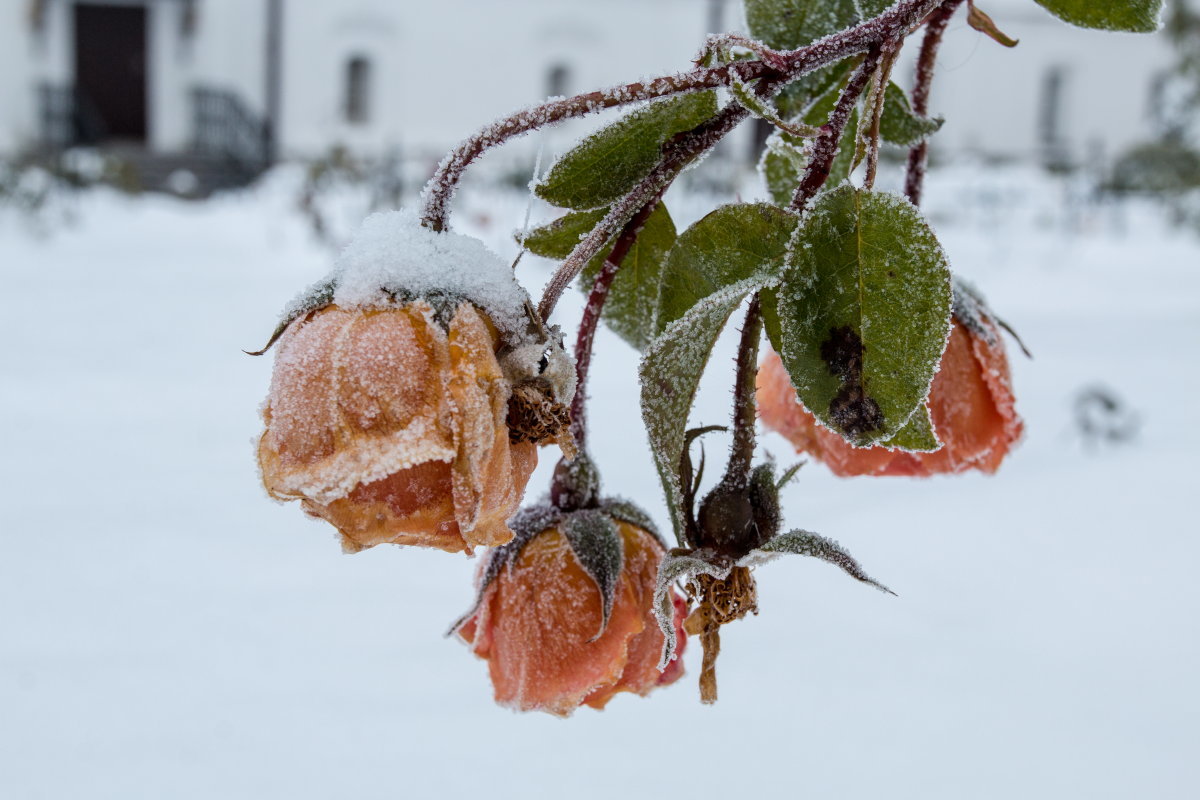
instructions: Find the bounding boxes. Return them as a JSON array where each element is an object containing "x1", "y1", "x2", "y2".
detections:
[
  {"x1": 0, "y1": 0, "x2": 1188, "y2": 169},
  {"x1": 908, "y1": 1, "x2": 1176, "y2": 163}
]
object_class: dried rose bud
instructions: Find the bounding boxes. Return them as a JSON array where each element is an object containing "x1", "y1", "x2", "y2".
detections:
[
  {"x1": 452, "y1": 502, "x2": 687, "y2": 716},
  {"x1": 757, "y1": 285, "x2": 1023, "y2": 477},
  {"x1": 255, "y1": 211, "x2": 576, "y2": 553}
]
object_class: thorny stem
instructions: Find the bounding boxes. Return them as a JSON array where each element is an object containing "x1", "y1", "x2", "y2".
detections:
[
  {"x1": 904, "y1": 0, "x2": 964, "y2": 206},
  {"x1": 419, "y1": 0, "x2": 947, "y2": 233},
  {"x1": 727, "y1": 295, "x2": 764, "y2": 484},
  {"x1": 570, "y1": 194, "x2": 664, "y2": 448},
  {"x1": 789, "y1": 46, "x2": 883, "y2": 213}
]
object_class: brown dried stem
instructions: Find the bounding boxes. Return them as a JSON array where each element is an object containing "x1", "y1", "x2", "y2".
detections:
[{"x1": 904, "y1": 0, "x2": 965, "y2": 206}]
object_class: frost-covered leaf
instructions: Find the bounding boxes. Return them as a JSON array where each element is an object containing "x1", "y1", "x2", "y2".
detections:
[
  {"x1": 774, "y1": 185, "x2": 952, "y2": 446},
  {"x1": 598, "y1": 497, "x2": 662, "y2": 546},
  {"x1": 879, "y1": 82, "x2": 943, "y2": 147},
  {"x1": 536, "y1": 92, "x2": 718, "y2": 210},
  {"x1": 773, "y1": 62, "x2": 847, "y2": 120},
  {"x1": 741, "y1": 529, "x2": 894, "y2": 594},
  {"x1": 1033, "y1": 0, "x2": 1162, "y2": 32},
  {"x1": 760, "y1": 133, "x2": 809, "y2": 207},
  {"x1": 653, "y1": 551, "x2": 730, "y2": 668},
  {"x1": 855, "y1": 0, "x2": 894, "y2": 17},
  {"x1": 561, "y1": 509, "x2": 624, "y2": 640},
  {"x1": 730, "y1": 75, "x2": 822, "y2": 138},
  {"x1": 880, "y1": 402, "x2": 940, "y2": 452},
  {"x1": 655, "y1": 203, "x2": 797, "y2": 334},
  {"x1": 578, "y1": 203, "x2": 676, "y2": 352},
  {"x1": 642, "y1": 279, "x2": 773, "y2": 542},
  {"x1": 967, "y1": 3, "x2": 1019, "y2": 47},
  {"x1": 520, "y1": 208, "x2": 608, "y2": 259},
  {"x1": 745, "y1": 0, "x2": 860, "y2": 50},
  {"x1": 760, "y1": 65, "x2": 859, "y2": 203},
  {"x1": 245, "y1": 276, "x2": 336, "y2": 356}
]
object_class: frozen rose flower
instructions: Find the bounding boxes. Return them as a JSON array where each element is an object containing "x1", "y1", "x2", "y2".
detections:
[
  {"x1": 254, "y1": 212, "x2": 576, "y2": 553},
  {"x1": 757, "y1": 288, "x2": 1023, "y2": 477},
  {"x1": 258, "y1": 300, "x2": 543, "y2": 553},
  {"x1": 453, "y1": 503, "x2": 687, "y2": 716}
]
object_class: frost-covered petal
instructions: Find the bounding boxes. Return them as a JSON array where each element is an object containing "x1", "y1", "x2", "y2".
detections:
[
  {"x1": 757, "y1": 317, "x2": 1023, "y2": 477},
  {"x1": 458, "y1": 521, "x2": 685, "y2": 716},
  {"x1": 258, "y1": 302, "x2": 537, "y2": 554}
]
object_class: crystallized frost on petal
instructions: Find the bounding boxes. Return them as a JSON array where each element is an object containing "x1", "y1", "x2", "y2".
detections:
[
  {"x1": 456, "y1": 520, "x2": 686, "y2": 716},
  {"x1": 258, "y1": 301, "x2": 538, "y2": 554}
]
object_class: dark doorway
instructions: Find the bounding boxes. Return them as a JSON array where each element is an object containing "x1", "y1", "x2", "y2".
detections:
[{"x1": 74, "y1": 4, "x2": 147, "y2": 142}]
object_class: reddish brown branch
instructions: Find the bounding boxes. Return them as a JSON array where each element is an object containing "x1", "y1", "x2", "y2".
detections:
[
  {"x1": 570, "y1": 194, "x2": 664, "y2": 448},
  {"x1": 789, "y1": 47, "x2": 882, "y2": 213},
  {"x1": 419, "y1": 0, "x2": 947, "y2": 232},
  {"x1": 904, "y1": 0, "x2": 964, "y2": 206}
]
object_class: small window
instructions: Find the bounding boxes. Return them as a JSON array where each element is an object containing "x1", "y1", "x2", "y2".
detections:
[
  {"x1": 345, "y1": 55, "x2": 372, "y2": 124},
  {"x1": 547, "y1": 63, "x2": 570, "y2": 98}
]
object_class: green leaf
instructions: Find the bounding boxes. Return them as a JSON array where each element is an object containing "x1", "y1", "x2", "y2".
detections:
[
  {"x1": 641, "y1": 278, "x2": 772, "y2": 542},
  {"x1": 655, "y1": 203, "x2": 798, "y2": 335},
  {"x1": 1033, "y1": 0, "x2": 1162, "y2": 32},
  {"x1": 749, "y1": 529, "x2": 894, "y2": 594},
  {"x1": 560, "y1": 510, "x2": 624, "y2": 639},
  {"x1": 536, "y1": 92, "x2": 718, "y2": 210},
  {"x1": 879, "y1": 82, "x2": 943, "y2": 147},
  {"x1": 744, "y1": 0, "x2": 861, "y2": 50},
  {"x1": 855, "y1": 0, "x2": 894, "y2": 18},
  {"x1": 520, "y1": 208, "x2": 608, "y2": 259},
  {"x1": 578, "y1": 203, "x2": 677, "y2": 351},
  {"x1": 879, "y1": 402, "x2": 940, "y2": 452},
  {"x1": 773, "y1": 62, "x2": 846, "y2": 120},
  {"x1": 245, "y1": 276, "x2": 336, "y2": 356},
  {"x1": 760, "y1": 134, "x2": 809, "y2": 206},
  {"x1": 774, "y1": 185, "x2": 952, "y2": 446}
]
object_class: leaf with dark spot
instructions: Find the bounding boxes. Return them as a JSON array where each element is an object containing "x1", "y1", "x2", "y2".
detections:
[{"x1": 771, "y1": 185, "x2": 951, "y2": 446}]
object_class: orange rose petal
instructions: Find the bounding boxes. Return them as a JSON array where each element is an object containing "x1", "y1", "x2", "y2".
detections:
[
  {"x1": 258, "y1": 302, "x2": 537, "y2": 553},
  {"x1": 757, "y1": 320, "x2": 1022, "y2": 477},
  {"x1": 463, "y1": 521, "x2": 685, "y2": 716}
]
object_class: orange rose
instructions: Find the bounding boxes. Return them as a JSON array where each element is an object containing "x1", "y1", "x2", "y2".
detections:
[
  {"x1": 258, "y1": 300, "x2": 539, "y2": 553},
  {"x1": 454, "y1": 506, "x2": 687, "y2": 716},
  {"x1": 758, "y1": 309, "x2": 1023, "y2": 477}
]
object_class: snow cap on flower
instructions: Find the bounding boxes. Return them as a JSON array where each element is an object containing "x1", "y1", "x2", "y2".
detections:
[
  {"x1": 452, "y1": 500, "x2": 687, "y2": 716},
  {"x1": 757, "y1": 280, "x2": 1023, "y2": 477},
  {"x1": 331, "y1": 209, "x2": 576, "y2": 412}
]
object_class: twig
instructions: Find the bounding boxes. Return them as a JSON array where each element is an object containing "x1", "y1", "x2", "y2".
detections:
[
  {"x1": 570, "y1": 194, "x2": 664, "y2": 447},
  {"x1": 419, "y1": 0, "x2": 947, "y2": 232},
  {"x1": 904, "y1": 0, "x2": 964, "y2": 206},
  {"x1": 789, "y1": 47, "x2": 882, "y2": 213}
]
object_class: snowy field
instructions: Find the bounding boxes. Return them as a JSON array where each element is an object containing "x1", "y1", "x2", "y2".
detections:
[{"x1": 2, "y1": 164, "x2": 1198, "y2": 799}]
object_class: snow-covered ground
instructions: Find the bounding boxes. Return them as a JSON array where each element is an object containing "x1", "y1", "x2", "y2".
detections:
[{"x1": 2, "y1": 163, "x2": 1197, "y2": 799}]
